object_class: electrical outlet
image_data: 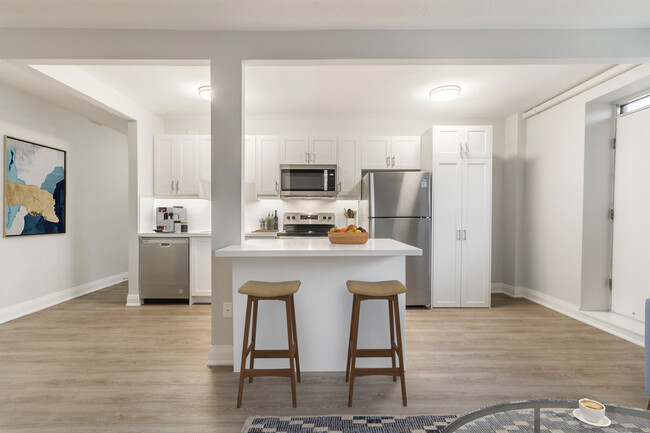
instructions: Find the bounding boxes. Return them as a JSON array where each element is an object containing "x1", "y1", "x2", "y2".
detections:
[{"x1": 223, "y1": 302, "x2": 233, "y2": 318}]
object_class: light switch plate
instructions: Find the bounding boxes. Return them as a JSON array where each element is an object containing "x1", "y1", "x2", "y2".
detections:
[{"x1": 223, "y1": 302, "x2": 233, "y2": 318}]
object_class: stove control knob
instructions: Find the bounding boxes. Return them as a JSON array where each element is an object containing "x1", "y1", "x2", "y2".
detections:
[
  {"x1": 328, "y1": 216, "x2": 332, "y2": 220},
  {"x1": 286, "y1": 216, "x2": 291, "y2": 220},
  {"x1": 292, "y1": 216, "x2": 296, "y2": 220}
]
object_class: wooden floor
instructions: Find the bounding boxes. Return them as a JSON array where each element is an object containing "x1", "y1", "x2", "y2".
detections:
[{"x1": 0, "y1": 283, "x2": 645, "y2": 432}]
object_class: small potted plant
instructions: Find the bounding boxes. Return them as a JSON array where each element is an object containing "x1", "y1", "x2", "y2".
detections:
[{"x1": 259, "y1": 217, "x2": 266, "y2": 230}]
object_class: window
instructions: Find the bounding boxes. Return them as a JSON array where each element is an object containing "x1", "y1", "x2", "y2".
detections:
[{"x1": 618, "y1": 94, "x2": 650, "y2": 115}]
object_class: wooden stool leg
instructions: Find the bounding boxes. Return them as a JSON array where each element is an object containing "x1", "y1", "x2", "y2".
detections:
[
  {"x1": 290, "y1": 294, "x2": 301, "y2": 383},
  {"x1": 388, "y1": 297, "x2": 397, "y2": 382},
  {"x1": 345, "y1": 294, "x2": 356, "y2": 383},
  {"x1": 392, "y1": 295, "x2": 407, "y2": 406},
  {"x1": 285, "y1": 296, "x2": 298, "y2": 408},
  {"x1": 248, "y1": 299, "x2": 259, "y2": 383},
  {"x1": 237, "y1": 296, "x2": 253, "y2": 408},
  {"x1": 348, "y1": 294, "x2": 361, "y2": 407}
]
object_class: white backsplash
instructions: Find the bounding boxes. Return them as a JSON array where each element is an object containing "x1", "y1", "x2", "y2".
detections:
[
  {"x1": 140, "y1": 196, "x2": 212, "y2": 233},
  {"x1": 244, "y1": 182, "x2": 360, "y2": 232}
]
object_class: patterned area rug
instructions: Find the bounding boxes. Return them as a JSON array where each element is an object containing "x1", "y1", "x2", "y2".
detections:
[{"x1": 241, "y1": 414, "x2": 458, "y2": 433}]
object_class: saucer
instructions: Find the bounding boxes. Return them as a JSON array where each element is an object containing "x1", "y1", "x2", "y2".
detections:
[{"x1": 572, "y1": 409, "x2": 611, "y2": 427}]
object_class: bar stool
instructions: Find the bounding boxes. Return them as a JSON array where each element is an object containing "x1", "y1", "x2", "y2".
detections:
[
  {"x1": 345, "y1": 280, "x2": 407, "y2": 407},
  {"x1": 236, "y1": 280, "x2": 301, "y2": 408}
]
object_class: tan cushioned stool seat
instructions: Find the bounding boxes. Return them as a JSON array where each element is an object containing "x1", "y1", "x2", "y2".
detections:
[
  {"x1": 238, "y1": 280, "x2": 301, "y2": 297},
  {"x1": 346, "y1": 280, "x2": 407, "y2": 297}
]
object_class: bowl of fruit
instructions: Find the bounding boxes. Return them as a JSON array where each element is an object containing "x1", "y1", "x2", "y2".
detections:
[{"x1": 327, "y1": 225, "x2": 369, "y2": 244}]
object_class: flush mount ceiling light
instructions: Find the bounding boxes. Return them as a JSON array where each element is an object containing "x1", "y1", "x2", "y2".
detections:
[
  {"x1": 198, "y1": 85, "x2": 212, "y2": 101},
  {"x1": 429, "y1": 85, "x2": 461, "y2": 102}
]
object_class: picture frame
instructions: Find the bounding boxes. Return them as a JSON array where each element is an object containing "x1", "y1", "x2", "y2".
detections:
[{"x1": 4, "y1": 136, "x2": 66, "y2": 237}]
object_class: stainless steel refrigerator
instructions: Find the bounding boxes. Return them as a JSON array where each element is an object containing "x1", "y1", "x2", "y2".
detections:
[{"x1": 361, "y1": 171, "x2": 432, "y2": 306}]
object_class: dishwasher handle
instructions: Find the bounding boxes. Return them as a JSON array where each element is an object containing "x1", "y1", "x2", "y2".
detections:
[{"x1": 141, "y1": 238, "x2": 189, "y2": 246}]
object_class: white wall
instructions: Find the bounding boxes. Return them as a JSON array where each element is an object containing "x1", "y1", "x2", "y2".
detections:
[
  {"x1": 245, "y1": 116, "x2": 505, "y2": 283},
  {"x1": 0, "y1": 80, "x2": 128, "y2": 322},
  {"x1": 523, "y1": 65, "x2": 650, "y2": 307},
  {"x1": 165, "y1": 117, "x2": 210, "y2": 135}
]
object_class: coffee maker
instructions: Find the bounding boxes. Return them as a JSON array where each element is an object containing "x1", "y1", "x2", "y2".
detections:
[{"x1": 156, "y1": 206, "x2": 187, "y2": 233}]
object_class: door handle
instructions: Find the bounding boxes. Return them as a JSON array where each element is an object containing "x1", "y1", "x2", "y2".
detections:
[
  {"x1": 175, "y1": 180, "x2": 180, "y2": 192},
  {"x1": 337, "y1": 182, "x2": 341, "y2": 193},
  {"x1": 456, "y1": 230, "x2": 461, "y2": 240},
  {"x1": 171, "y1": 180, "x2": 174, "y2": 192},
  {"x1": 159, "y1": 243, "x2": 171, "y2": 248},
  {"x1": 391, "y1": 155, "x2": 395, "y2": 167},
  {"x1": 386, "y1": 156, "x2": 390, "y2": 167},
  {"x1": 464, "y1": 142, "x2": 469, "y2": 157},
  {"x1": 459, "y1": 143, "x2": 463, "y2": 157},
  {"x1": 275, "y1": 181, "x2": 279, "y2": 193},
  {"x1": 305, "y1": 152, "x2": 309, "y2": 162},
  {"x1": 462, "y1": 229, "x2": 467, "y2": 240}
]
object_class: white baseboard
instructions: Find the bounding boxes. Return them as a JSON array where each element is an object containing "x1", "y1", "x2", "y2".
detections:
[
  {"x1": 0, "y1": 272, "x2": 128, "y2": 325},
  {"x1": 125, "y1": 294, "x2": 143, "y2": 307},
  {"x1": 491, "y1": 283, "x2": 643, "y2": 347},
  {"x1": 208, "y1": 344, "x2": 234, "y2": 367}
]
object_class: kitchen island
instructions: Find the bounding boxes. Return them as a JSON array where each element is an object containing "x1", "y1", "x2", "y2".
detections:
[{"x1": 214, "y1": 238, "x2": 421, "y2": 372}]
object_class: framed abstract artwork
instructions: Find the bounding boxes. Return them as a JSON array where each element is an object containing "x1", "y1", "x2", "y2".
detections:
[{"x1": 4, "y1": 136, "x2": 66, "y2": 236}]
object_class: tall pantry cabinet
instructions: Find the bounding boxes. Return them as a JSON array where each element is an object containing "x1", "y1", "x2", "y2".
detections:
[{"x1": 422, "y1": 126, "x2": 492, "y2": 308}]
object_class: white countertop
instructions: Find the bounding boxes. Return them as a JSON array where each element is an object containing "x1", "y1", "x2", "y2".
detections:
[
  {"x1": 214, "y1": 238, "x2": 421, "y2": 258},
  {"x1": 138, "y1": 232, "x2": 211, "y2": 237}
]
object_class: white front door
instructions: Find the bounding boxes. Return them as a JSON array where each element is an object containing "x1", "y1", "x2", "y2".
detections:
[{"x1": 611, "y1": 107, "x2": 650, "y2": 321}]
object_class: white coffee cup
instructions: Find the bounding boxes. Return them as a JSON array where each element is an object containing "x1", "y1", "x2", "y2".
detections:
[{"x1": 579, "y1": 398, "x2": 606, "y2": 422}]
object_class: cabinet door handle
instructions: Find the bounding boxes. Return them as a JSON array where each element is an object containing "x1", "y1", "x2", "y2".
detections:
[
  {"x1": 171, "y1": 180, "x2": 175, "y2": 192},
  {"x1": 456, "y1": 230, "x2": 461, "y2": 240},
  {"x1": 386, "y1": 156, "x2": 390, "y2": 167},
  {"x1": 462, "y1": 229, "x2": 467, "y2": 240},
  {"x1": 175, "y1": 180, "x2": 180, "y2": 192},
  {"x1": 337, "y1": 182, "x2": 341, "y2": 193},
  {"x1": 464, "y1": 142, "x2": 469, "y2": 157},
  {"x1": 459, "y1": 143, "x2": 463, "y2": 157},
  {"x1": 392, "y1": 155, "x2": 395, "y2": 167},
  {"x1": 305, "y1": 152, "x2": 309, "y2": 162},
  {"x1": 275, "y1": 181, "x2": 279, "y2": 193}
]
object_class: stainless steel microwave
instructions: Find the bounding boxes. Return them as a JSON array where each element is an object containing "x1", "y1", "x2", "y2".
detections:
[{"x1": 280, "y1": 165, "x2": 337, "y2": 198}]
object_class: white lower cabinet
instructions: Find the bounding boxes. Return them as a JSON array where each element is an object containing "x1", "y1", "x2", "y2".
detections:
[
  {"x1": 432, "y1": 132, "x2": 492, "y2": 308},
  {"x1": 190, "y1": 237, "x2": 212, "y2": 303}
]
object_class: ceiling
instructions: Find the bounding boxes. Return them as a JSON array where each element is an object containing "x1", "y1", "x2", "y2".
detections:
[
  {"x1": 244, "y1": 64, "x2": 612, "y2": 118},
  {"x1": 0, "y1": 0, "x2": 649, "y2": 31},
  {"x1": 77, "y1": 65, "x2": 211, "y2": 120}
]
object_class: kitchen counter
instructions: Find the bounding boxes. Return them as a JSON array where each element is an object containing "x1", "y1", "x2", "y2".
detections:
[
  {"x1": 214, "y1": 238, "x2": 421, "y2": 257},
  {"x1": 138, "y1": 232, "x2": 211, "y2": 237},
  {"x1": 214, "y1": 238, "x2": 420, "y2": 372}
]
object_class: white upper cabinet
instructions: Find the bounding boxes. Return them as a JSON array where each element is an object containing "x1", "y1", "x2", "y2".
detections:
[
  {"x1": 154, "y1": 136, "x2": 176, "y2": 196},
  {"x1": 337, "y1": 136, "x2": 362, "y2": 199},
  {"x1": 362, "y1": 136, "x2": 421, "y2": 170},
  {"x1": 362, "y1": 136, "x2": 392, "y2": 169},
  {"x1": 255, "y1": 135, "x2": 280, "y2": 197},
  {"x1": 279, "y1": 136, "x2": 309, "y2": 164},
  {"x1": 199, "y1": 135, "x2": 211, "y2": 180},
  {"x1": 465, "y1": 126, "x2": 492, "y2": 158},
  {"x1": 310, "y1": 136, "x2": 338, "y2": 164},
  {"x1": 279, "y1": 135, "x2": 338, "y2": 165},
  {"x1": 244, "y1": 135, "x2": 256, "y2": 182},
  {"x1": 154, "y1": 135, "x2": 200, "y2": 197},
  {"x1": 391, "y1": 136, "x2": 421, "y2": 169},
  {"x1": 433, "y1": 125, "x2": 492, "y2": 159}
]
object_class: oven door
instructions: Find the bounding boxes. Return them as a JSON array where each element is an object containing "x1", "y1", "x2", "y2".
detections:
[{"x1": 280, "y1": 165, "x2": 337, "y2": 198}]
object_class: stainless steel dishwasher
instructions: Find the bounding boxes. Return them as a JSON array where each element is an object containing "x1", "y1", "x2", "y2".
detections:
[{"x1": 139, "y1": 237, "x2": 189, "y2": 300}]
